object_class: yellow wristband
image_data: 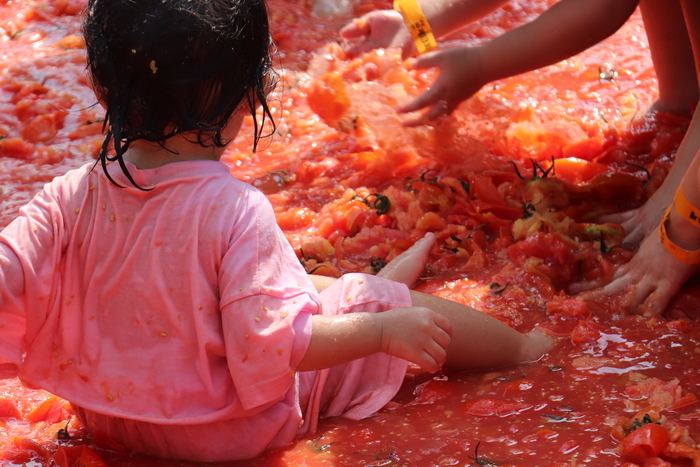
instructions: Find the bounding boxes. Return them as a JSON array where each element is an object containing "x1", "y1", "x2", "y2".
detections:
[
  {"x1": 673, "y1": 189, "x2": 700, "y2": 228},
  {"x1": 659, "y1": 206, "x2": 700, "y2": 264},
  {"x1": 393, "y1": 0, "x2": 437, "y2": 54}
]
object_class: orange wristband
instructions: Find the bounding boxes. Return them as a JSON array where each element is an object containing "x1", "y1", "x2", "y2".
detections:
[
  {"x1": 673, "y1": 189, "x2": 700, "y2": 228},
  {"x1": 393, "y1": 0, "x2": 437, "y2": 54},
  {"x1": 659, "y1": 206, "x2": 700, "y2": 264}
]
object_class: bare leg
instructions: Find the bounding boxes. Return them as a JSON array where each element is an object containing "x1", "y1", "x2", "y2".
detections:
[
  {"x1": 410, "y1": 291, "x2": 553, "y2": 369},
  {"x1": 377, "y1": 232, "x2": 435, "y2": 287},
  {"x1": 641, "y1": 0, "x2": 698, "y2": 115},
  {"x1": 601, "y1": 110, "x2": 700, "y2": 243},
  {"x1": 600, "y1": 0, "x2": 700, "y2": 243}
]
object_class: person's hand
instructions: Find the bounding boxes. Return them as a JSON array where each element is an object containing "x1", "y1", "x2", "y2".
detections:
[
  {"x1": 598, "y1": 181, "x2": 677, "y2": 244},
  {"x1": 339, "y1": 10, "x2": 416, "y2": 59},
  {"x1": 399, "y1": 46, "x2": 487, "y2": 126},
  {"x1": 574, "y1": 226, "x2": 698, "y2": 316},
  {"x1": 377, "y1": 306, "x2": 452, "y2": 373}
]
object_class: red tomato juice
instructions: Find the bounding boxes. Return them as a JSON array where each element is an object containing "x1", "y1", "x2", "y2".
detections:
[{"x1": 1, "y1": 0, "x2": 699, "y2": 466}]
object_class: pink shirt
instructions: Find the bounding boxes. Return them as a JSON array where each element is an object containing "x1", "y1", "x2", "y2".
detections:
[{"x1": 0, "y1": 160, "x2": 317, "y2": 424}]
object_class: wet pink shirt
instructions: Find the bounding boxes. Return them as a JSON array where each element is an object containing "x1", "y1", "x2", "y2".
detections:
[{"x1": 0, "y1": 160, "x2": 410, "y2": 461}]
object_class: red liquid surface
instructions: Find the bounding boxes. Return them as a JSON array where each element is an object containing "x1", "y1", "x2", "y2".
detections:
[{"x1": 1, "y1": 1, "x2": 699, "y2": 466}]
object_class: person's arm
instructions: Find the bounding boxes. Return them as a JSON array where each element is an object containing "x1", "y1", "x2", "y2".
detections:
[
  {"x1": 340, "y1": 0, "x2": 509, "y2": 59},
  {"x1": 297, "y1": 307, "x2": 452, "y2": 373},
  {"x1": 588, "y1": 141, "x2": 700, "y2": 315},
  {"x1": 401, "y1": 0, "x2": 640, "y2": 124},
  {"x1": 474, "y1": 0, "x2": 638, "y2": 83}
]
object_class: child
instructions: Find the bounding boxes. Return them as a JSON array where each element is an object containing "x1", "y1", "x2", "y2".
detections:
[
  {"x1": 0, "y1": 0, "x2": 551, "y2": 461},
  {"x1": 341, "y1": 0, "x2": 700, "y2": 315}
]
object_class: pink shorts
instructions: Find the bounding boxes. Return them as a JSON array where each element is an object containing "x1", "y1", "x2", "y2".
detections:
[{"x1": 73, "y1": 274, "x2": 411, "y2": 461}]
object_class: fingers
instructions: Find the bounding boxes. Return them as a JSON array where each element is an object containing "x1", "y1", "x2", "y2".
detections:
[
  {"x1": 638, "y1": 290, "x2": 669, "y2": 317},
  {"x1": 408, "y1": 51, "x2": 442, "y2": 71},
  {"x1": 597, "y1": 209, "x2": 638, "y2": 225},
  {"x1": 339, "y1": 17, "x2": 377, "y2": 58},
  {"x1": 418, "y1": 318, "x2": 451, "y2": 373},
  {"x1": 398, "y1": 84, "x2": 445, "y2": 114},
  {"x1": 566, "y1": 278, "x2": 606, "y2": 295},
  {"x1": 432, "y1": 310, "x2": 452, "y2": 339},
  {"x1": 339, "y1": 17, "x2": 369, "y2": 40},
  {"x1": 399, "y1": 86, "x2": 456, "y2": 127}
]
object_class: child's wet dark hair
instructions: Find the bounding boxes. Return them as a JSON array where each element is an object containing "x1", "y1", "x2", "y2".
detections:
[{"x1": 83, "y1": 0, "x2": 276, "y2": 188}]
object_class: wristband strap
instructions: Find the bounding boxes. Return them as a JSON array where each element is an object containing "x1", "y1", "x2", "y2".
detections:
[
  {"x1": 673, "y1": 188, "x2": 700, "y2": 228},
  {"x1": 659, "y1": 206, "x2": 700, "y2": 264},
  {"x1": 393, "y1": 0, "x2": 437, "y2": 54}
]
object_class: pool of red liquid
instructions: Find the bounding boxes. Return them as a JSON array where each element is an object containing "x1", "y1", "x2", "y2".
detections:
[{"x1": 1, "y1": 1, "x2": 699, "y2": 466}]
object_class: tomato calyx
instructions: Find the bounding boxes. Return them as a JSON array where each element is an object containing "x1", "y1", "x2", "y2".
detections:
[
  {"x1": 598, "y1": 231, "x2": 639, "y2": 255},
  {"x1": 624, "y1": 160, "x2": 651, "y2": 184},
  {"x1": 468, "y1": 441, "x2": 497, "y2": 467},
  {"x1": 631, "y1": 413, "x2": 661, "y2": 431},
  {"x1": 509, "y1": 156, "x2": 556, "y2": 182}
]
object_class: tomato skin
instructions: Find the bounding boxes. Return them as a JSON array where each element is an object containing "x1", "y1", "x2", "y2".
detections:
[
  {"x1": 77, "y1": 445, "x2": 110, "y2": 467},
  {"x1": 407, "y1": 380, "x2": 452, "y2": 406},
  {"x1": 0, "y1": 137, "x2": 35, "y2": 159},
  {"x1": 620, "y1": 424, "x2": 670, "y2": 461},
  {"x1": 1, "y1": 437, "x2": 49, "y2": 462},
  {"x1": 460, "y1": 398, "x2": 531, "y2": 417},
  {"x1": 0, "y1": 399, "x2": 21, "y2": 419},
  {"x1": 667, "y1": 393, "x2": 698, "y2": 412},
  {"x1": 25, "y1": 395, "x2": 65, "y2": 423},
  {"x1": 554, "y1": 157, "x2": 610, "y2": 185},
  {"x1": 570, "y1": 320, "x2": 604, "y2": 344},
  {"x1": 546, "y1": 295, "x2": 590, "y2": 320},
  {"x1": 53, "y1": 445, "x2": 85, "y2": 467},
  {"x1": 21, "y1": 114, "x2": 58, "y2": 143},
  {"x1": 306, "y1": 71, "x2": 350, "y2": 127}
]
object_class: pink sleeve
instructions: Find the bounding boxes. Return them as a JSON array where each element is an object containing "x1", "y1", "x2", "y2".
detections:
[
  {"x1": 0, "y1": 243, "x2": 26, "y2": 377},
  {"x1": 0, "y1": 185, "x2": 65, "y2": 379},
  {"x1": 219, "y1": 192, "x2": 318, "y2": 411}
]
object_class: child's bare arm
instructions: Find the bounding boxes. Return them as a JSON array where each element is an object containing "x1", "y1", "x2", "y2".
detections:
[
  {"x1": 296, "y1": 307, "x2": 452, "y2": 373},
  {"x1": 473, "y1": 0, "x2": 638, "y2": 84},
  {"x1": 401, "y1": 0, "x2": 639, "y2": 124},
  {"x1": 340, "y1": 0, "x2": 509, "y2": 59}
]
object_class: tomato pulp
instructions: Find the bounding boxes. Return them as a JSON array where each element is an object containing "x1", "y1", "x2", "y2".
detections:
[{"x1": 1, "y1": 0, "x2": 699, "y2": 466}]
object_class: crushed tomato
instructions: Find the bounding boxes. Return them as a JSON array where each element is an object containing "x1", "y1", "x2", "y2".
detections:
[{"x1": 1, "y1": 0, "x2": 700, "y2": 466}]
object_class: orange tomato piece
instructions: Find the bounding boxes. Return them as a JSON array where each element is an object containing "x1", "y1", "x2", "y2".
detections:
[
  {"x1": 0, "y1": 137, "x2": 35, "y2": 159},
  {"x1": 21, "y1": 114, "x2": 58, "y2": 143},
  {"x1": 553, "y1": 157, "x2": 610, "y2": 184},
  {"x1": 0, "y1": 399, "x2": 21, "y2": 419},
  {"x1": 561, "y1": 137, "x2": 605, "y2": 161},
  {"x1": 306, "y1": 72, "x2": 350, "y2": 128}
]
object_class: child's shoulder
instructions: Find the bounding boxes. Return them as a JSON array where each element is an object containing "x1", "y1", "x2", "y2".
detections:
[{"x1": 43, "y1": 162, "x2": 98, "y2": 197}]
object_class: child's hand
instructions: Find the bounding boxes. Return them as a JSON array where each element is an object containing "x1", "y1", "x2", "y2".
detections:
[
  {"x1": 399, "y1": 46, "x2": 486, "y2": 126},
  {"x1": 576, "y1": 226, "x2": 698, "y2": 316},
  {"x1": 377, "y1": 306, "x2": 452, "y2": 373},
  {"x1": 340, "y1": 10, "x2": 415, "y2": 59}
]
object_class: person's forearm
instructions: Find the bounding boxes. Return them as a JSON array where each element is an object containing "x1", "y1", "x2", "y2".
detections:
[
  {"x1": 296, "y1": 313, "x2": 381, "y2": 371},
  {"x1": 420, "y1": 0, "x2": 510, "y2": 39},
  {"x1": 477, "y1": 0, "x2": 639, "y2": 83}
]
